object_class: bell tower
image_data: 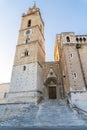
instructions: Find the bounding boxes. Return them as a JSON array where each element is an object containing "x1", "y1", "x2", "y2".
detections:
[{"x1": 7, "y1": 5, "x2": 45, "y2": 103}]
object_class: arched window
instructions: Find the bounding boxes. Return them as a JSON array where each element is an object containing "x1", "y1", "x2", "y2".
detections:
[
  {"x1": 83, "y1": 37, "x2": 86, "y2": 42},
  {"x1": 26, "y1": 39, "x2": 28, "y2": 44},
  {"x1": 80, "y1": 38, "x2": 82, "y2": 42},
  {"x1": 66, "y1": 36, "x2": 70, "y2": 42},
  {"x1": 28, "y1": 20, "x2": 31, "y2": 27},
  {"x1": 26, "y1": 38, "x2": 30, "y2": 44},
  {"x1": 25, "y1": 50, "x2": 28, "y2": 56},
  {"x1": 4, "y1": 93, "x2": 6, "y2": 98},
  {"x1": 72, "y1": 72, "x2": 77, "y2": 79},
  {"x1": 69, "y1": 53, "x2": 73, "y2": 59},
  {"x1": 76, "y1": 37, "x2": 79, "y2": 42},
  {"x1": 23, "y1": 66, "x2": 26, "y2": 71}
]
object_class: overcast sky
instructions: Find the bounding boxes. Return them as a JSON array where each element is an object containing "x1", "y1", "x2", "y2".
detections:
[{"x1": 0, "y1": 0, "x2": 87, "y2": 83}]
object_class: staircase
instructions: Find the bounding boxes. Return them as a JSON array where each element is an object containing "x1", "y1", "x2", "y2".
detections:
[
  {"x1": 0, "y1": 99, "x2": 86, "y2": 127},
  {"x1": 34, "y1": 99, "x2": 86, "y2": 127}
]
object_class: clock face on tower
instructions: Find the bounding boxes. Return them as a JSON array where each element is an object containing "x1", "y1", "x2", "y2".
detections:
[{"x1": 24, "y1": 29, "x2": 31, "y2": 36}]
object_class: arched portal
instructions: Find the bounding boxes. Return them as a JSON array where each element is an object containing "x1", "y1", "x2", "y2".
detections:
[
  {"x1": 44, "y1": 77, "x2": 60, "y2": 99},
  {"x1": 48, "y1": 85, "x2": 57, "y2": 99},
  {"x1": 44, "y1": 68, "x2": 62, "y2": 99}
]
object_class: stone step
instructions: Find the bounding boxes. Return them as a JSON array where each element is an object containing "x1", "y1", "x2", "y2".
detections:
[
  {"x1": 0, "y1": 99, "x2": 86, "y2": 127},
  {"x1": 34, "y1": 99, "x2": 86, "y2": 126}
]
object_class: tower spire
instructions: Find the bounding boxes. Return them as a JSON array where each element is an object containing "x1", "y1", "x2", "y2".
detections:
[{"x1": 33, "y1": 1, "x2": 36, "y2": 8}]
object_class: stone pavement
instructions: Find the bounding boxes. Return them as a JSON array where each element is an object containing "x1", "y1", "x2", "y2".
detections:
[{"x1": 0, "y1": 99, "x2": 86, "y2": 127}]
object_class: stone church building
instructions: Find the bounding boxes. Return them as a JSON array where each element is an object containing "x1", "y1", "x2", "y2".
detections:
[{"x1": 0, "y1": 5, "x2": 87, "y2": 105}]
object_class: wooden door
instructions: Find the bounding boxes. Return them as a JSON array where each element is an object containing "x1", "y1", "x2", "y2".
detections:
[{"x1": 49, "y1": 87, "x2": 56, "y2": 99}]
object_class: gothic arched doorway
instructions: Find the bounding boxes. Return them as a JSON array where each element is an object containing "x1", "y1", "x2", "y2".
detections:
[
  {"x1": 44, "y1": 77, "x2": 58, "y2": 99},
  {"x1": 49, "y1": 86, "x2": 57, "y2": 99},
  {"x1": 44, "y1": 68, "x2": 62, "y2": 99}
]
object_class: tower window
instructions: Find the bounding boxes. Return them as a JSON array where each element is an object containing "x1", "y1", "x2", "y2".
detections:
[
  {"x1": 21, "y1": 50, "x2": 30, "y2": 58},
  {"x1": 26, "y1": 39, "x2": 28, "y2": 43},
  {"x1": 66, "y1": 36, "x2": 70, "y2": 42},
  {"x1": 80, "y1": 38, "x2": 82, "y2": 42},
  {"x1": 28, "y1": 20, "x2": 31, "y2": 27},
  {"x1": 25, "y1": 50, "x2": 28, "y2": 56},
  {"x1": 76, "y1": 37, "x2": 79, "y2": 42},
  {"x1": 83, "y1": 37, "x2": 86, "y2": 42},
  {"x1": 69, "y1": 53, "x2": 73, "y2": 59},
  {"x1": 72, "y1": 73, "x2": 77, "y2": 79},
  {"x1": 4, "y1": 93, "x2": 6, "y2": 98},
  {"x1": 26, "y1": 38, "x2": 30, "y2": 44},
  {"x1": 23, "y1": 66, "x2": 26, "y2": 71}
]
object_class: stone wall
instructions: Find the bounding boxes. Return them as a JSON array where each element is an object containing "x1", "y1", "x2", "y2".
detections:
[
  {"x1": 70, "y1": 91, "x2": 87, "y2": 111},
  {"x1": 0, "y1": 83, "x2": 10, "y2": 103},
  {"x1": 63, "y1": 45, "x2": 85, "y2": 91},
  {"x1": 9, "y1": 63, "x2": 37, "y2": 92},
  {"x1": 7, "y1": 62, "x2": 43, "y2": 103},
  {"x1": 79, "y1": 46, "x2": 87, "y2": 86},
  {"x1": 0, "y1": 83, "x2": 10, "y2": 100},
  {"x1": 56, "y1": 32, "x2": 87, "y2": 94}
]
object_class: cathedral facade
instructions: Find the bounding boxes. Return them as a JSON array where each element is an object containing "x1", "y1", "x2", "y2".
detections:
[{"x1": 0, "y1": 5, "x2": 87, "y2": 104}]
